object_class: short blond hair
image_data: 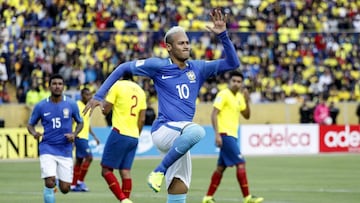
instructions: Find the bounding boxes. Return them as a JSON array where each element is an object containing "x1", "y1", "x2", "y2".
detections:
[{"x1": 164, "y1": 26, "x2": 186, "y2": 44}]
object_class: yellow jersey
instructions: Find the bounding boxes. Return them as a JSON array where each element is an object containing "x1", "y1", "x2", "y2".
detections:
[
  {"x1": 105, "y1": 80, "x2": 147, "y2": 138},
  {"x1": 73, "y1": 100, "x2": 91, "y2": 139},
  {"x1": 213, "y1": 88, "x2": 247, "y2": 138}
]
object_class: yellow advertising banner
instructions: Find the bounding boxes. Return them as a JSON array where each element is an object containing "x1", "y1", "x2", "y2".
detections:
[{"x1": 0, "y1": 128, "x2": 39, "y2": 159}]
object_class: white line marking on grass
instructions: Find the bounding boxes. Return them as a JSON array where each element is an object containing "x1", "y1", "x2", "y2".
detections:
[
  {"x1": 257, "y1": 188, "x2": 360, "y2": 194},
  {"x1": 0, "y1": 191, "x2": 41, "y2": 196},
  {"x1": 214, "y1": 187, "x2": 360, "y2": 194}
]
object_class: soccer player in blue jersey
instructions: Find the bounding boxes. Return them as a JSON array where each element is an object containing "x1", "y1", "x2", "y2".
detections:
[
  {"x1": 202, "y1": 71, "x2": 263, "y2": 203},
  {"x1": 83, "y1": 8, "x2": 240, "y2": 203},
  {"x1": 27, "y1": 74, "x2": 84, "y2": 203}
]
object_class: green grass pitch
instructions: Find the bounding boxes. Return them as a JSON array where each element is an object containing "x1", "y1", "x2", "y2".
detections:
[{"x1": 0, "y1": 154, "x2": 359, "y2": 203}]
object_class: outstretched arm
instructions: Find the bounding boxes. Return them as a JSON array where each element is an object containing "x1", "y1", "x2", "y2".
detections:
[
  {"x1": 204, "y1": 9, "x2": 240, "y2": 73},
  {"x1": 83, "y1": 62, "x2": 132, "y2": 116}
]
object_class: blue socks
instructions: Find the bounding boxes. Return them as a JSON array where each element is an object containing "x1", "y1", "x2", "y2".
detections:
[
  {"x1": 43, "y1": 186, "x2": 55, "y2": 203},
  {"x1": 167, "y1": 194, "x2": 186, "y2": 203},
  {"x1": 154, "y1": 124, "x2": 205, "y2": 173}
]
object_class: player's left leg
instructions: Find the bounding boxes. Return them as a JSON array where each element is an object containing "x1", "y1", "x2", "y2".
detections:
[
  {"x1": 238, "y1": 163, "x2": 264, "y2": 203},
  {"x1": 166, "y1": 173, "x2": 188, "y2": 203},
  {"x1": 43, "y1": 177, "x2": 56, "y2": 203},
  {"x1": 73, "y1": 138, "x2": 92, "y2": 191},
  {"x1": 148, "y1": 122, "x2": 205, "y2": 192},
  {"x1": 164, "y1": 153, "x2": 191, "y2": 203},
  {"x1": 40, "y1": 155, "x2": 57, "y2": 203},
  {"x1": 56, "y1": 155, "x2": 73, "y2": 194},
  {"x1": 77, "y1": 155, "x2": 93, "y2": 191},
  {"x1": 102, "y1": 167, "x2": 128, "y2": 201},
  {"x1": 71, "y1": 157, "x2": 83, "y2": 191},
  {"x1": 167, "y1": 194, "x2": 186, "y2": 203},
  {"x1": 119, "y1": 169, "x2": 132, "y2": 198},
  {"x1": 237, "y1": 163, "x2": 250, "y2": 197},
  {"x1": 118, "y1": 136, "x2": 138, "y2": 199}
]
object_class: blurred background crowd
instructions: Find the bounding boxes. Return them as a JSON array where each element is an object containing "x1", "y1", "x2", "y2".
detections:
[{"x1": 0, "y1": 0, "x2": 359, "y2": 106}]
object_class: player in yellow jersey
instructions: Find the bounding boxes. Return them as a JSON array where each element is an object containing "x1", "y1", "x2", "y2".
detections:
[
  {"x1": 202, "y1": 70, "x2": 264, "y2": 203},
  {"x1": 71, "y1": 88, "x2": 100, "y2": 192},
  {"x1": 101, "y1": 72, "x2": 147, "y2": 203}
]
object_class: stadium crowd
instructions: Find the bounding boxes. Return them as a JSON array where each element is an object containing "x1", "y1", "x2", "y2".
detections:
[{"x1": 0, "y1": 0, "x2": 359, "y2": 105}]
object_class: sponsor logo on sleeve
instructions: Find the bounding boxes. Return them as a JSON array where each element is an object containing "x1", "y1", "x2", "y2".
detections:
[{"x1": 135, "y1": 59, "x2": 145, "y2": 67}]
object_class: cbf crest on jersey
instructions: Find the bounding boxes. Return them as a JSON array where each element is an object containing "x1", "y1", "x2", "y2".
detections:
[
  {"x1": 186, "y1": 70, "x2": 196, "y2": 83},
  {"x1": 63, "y1": 108, "x2": 70, "y2": 118}
]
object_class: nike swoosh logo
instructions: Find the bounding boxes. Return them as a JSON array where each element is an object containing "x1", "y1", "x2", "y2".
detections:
[
  {"x1": 44, "y1": 112, "x2": 51, "y2": 116},
  {"x1": 161, "y1": 75, "x2": 175, "y2": 79}
]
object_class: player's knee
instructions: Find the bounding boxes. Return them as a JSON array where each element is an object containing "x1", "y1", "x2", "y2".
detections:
[
  {"x1": 182, "y1": 123, "x2": 205, "y2": 143},
  {"x1": 101, "y1": 167, "x2": 112, "y2": 177},
  {"x1": 60, "y1": 187, "x2": 70, "y2": 194},
  {"x1": 168, "y1": 178, "x2": 188, "y2": 194},
  {"x1": 86, "y1": 156, "x2": 93, "y2": 162},
  {"x1": 45, "y1": 177, "x2": 56, "y2": 188}
]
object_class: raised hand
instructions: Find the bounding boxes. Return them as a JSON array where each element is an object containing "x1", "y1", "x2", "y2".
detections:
[
  {"x1": 206, "y1": 8, "x2": 228, "y2": 35},
  {"x1": 242, "y1": 88, "x2": 250, "y2": 103}
]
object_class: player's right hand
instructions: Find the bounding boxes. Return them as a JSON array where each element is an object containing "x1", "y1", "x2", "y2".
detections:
[
  {"x1": 33, "y1": 132, "x2": 42, "y2": 140},
  {"x1": 242, "y1": 88, "x2": 250, "y2": 102},
  {"x1": 215, "y1": 133, "x2": 223, "y2": 147},
  {"x1": 83, "y1": 98, "x2": 102, "y2": 116}
]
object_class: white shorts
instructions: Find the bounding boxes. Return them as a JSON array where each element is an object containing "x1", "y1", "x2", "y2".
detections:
[
  {"x1": 39, "y1": 154, "x2": 73, "y2": 183},
  {"x1": 152, "y1": 121, "x2": 193, "y2": 189}
]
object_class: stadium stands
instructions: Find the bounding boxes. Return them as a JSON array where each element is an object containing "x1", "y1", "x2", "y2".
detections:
[{"x1": 0, "y1": 0, "x2": 359, "y2": 105}]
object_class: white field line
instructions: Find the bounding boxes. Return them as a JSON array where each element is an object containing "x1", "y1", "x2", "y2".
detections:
[
  {"x1": 1, "y1": 187, "x2": 358, "y2": 196},
  {"x1": 0, "y1": 191, "x2": 291, "y2": 203}
]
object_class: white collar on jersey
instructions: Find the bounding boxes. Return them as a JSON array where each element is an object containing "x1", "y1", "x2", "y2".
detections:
[
  {"x1": 168, "y1": 58, "x2": 189, "y2": 67},
  {"x1": 46, "y1": 95, "x2": 67, "y2": 102}
]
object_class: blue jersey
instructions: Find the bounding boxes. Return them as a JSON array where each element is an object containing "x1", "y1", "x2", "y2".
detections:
[
  {"x1": 93, "y1": 31, "x2": 240, "y2": 132},
  {"x1": 28, "y1": 96, "x2": 83, "y2": 157}
]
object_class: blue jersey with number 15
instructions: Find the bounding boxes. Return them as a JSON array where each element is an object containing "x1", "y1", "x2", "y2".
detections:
[{"x1": 28, "y1": 96, "x2": 83, "y2": 157}]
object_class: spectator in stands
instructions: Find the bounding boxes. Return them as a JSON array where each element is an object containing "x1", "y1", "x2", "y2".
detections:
[
  {"x1": 0, "y1": 85, "x2": 10, "y2": 104},
  {"x1": 26, "y1": 81, "x2": 40, "y2": 106},
  {"x1": 0, "y1": 57, "x2": 7, "y2": 87},
  {"x1": 38, "y1": 83, "x2": 51, "y2": 100},
  {"x1": 313, "y1": 94, "x2": 331, "y2": 125},
  {"x1": 317, "y1": 67, "x2": 333, "y2": 93},
  {"x1": 247, "y1": 31, "x2": 262, "y2": 49},
  {"x1": 1, "y1": 0, "x2": 360, "y2": 105},
  {"x1": 144, "y1": 99, "x2": 156, "y2": 126},
  {"x1": 16, "y1": 86, "x2": 26, "y2": 103},
  {"x1": 299, "y1": 97, "x2": 314, "y2": 123},
  {"x1": 7, "y1": 17, "x2": 21, "y2": 39},
  {"x1": 329, "y1": 101, "x2": 340, "y2": 124},
  {"x1": 59, "y1": 60, "x2": 73, "y2": 86}
]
